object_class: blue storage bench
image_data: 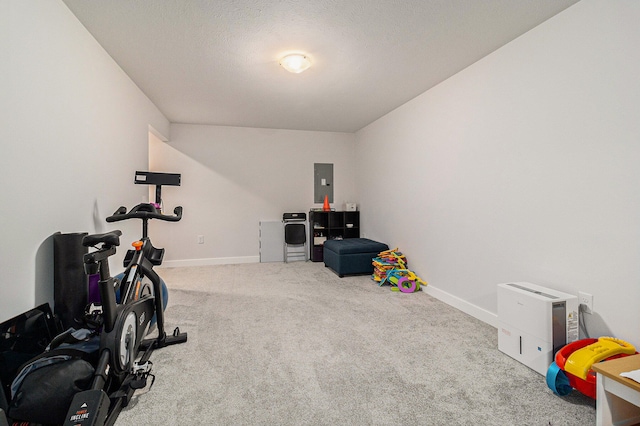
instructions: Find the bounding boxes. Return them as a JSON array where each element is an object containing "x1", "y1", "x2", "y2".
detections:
[{"x1": 323, "y1": 238, "x2": 389, "y2": 277}]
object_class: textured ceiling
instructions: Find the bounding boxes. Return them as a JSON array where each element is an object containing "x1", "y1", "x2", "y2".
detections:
[{"x1": 62, "y1": 0, "x2": 579, "y2": 133}]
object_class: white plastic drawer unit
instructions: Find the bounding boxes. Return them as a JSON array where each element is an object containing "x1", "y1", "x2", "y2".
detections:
[
  {"x1": 259, "y1": 221, "x2": 284, "y2": 262},
  {"x1": 497, "y1": 282, "x2": 578, "y2": 375}
]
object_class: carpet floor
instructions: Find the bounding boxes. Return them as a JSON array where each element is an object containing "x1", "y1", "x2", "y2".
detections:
[{"x1": 116, "y1": 261, "x2": 595, "y2": 425}]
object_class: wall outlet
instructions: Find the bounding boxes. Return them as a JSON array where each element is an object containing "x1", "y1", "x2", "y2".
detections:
[
  {"x1": 579, "y1": 291, "x2": 593, "y2": 314},
  {"x1": 197, "y1": 235, "x2": 204, "y2": 244}
]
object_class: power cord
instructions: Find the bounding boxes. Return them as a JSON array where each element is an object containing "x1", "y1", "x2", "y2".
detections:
[{"x1": 579, "y1": 303, "x2": 590, "y2": 339}]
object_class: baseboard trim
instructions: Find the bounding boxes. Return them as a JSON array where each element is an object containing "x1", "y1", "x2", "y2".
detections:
[
  {"x1": 424, "y1": 284, "x2": 498, "y2": 328},
  {"x1": 161, "y1": 256, "x2": 260, "y2": 267}
]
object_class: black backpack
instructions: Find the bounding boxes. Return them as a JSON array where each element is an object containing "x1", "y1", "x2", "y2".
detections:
[{"x1": 8, "y1": 328, "x2": 100, "y2": 425}]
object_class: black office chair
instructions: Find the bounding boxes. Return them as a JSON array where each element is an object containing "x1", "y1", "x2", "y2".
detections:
[{"x1": 283, "y1": 213, "x2": 307, "y2": 263}]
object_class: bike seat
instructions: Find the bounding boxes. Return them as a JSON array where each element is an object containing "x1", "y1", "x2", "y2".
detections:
[{"x1": 82, "y1": 230, "x2": 122, "y2": 247}]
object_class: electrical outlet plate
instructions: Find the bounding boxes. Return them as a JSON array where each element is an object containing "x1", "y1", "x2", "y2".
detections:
[
  {"x1": 197, "y1": 235, "x2": 204, "y2": 244},
  {"x1": 579, "y1": 291, "x2": 593, "y2": 314}
]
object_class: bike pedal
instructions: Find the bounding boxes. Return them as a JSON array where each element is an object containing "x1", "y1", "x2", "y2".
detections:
[
  {"x1": 130, "y1": 376, "x2": 147, "y2": 390},
  {"x1": 132, "y1": 360, "x2": 153, "y2": 375},
  {"x1": 130, "y1": 373, "x2": 155, "y2": 391}
]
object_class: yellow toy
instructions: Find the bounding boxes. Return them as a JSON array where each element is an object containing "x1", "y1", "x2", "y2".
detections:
[
  {"x1": 371, "y1": 248, "x2": 427, "y2": 293},
  {"x1": 371, "y1": 248, "x2": 406, "y2": 282},
  {"x1": 564, "y1": 337, "x2": 636, "y2": 380}
]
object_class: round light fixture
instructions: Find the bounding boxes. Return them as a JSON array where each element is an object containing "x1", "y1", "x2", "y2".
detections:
[{"x1": 279, "y1": 54, "x2": 311, "y2": 73}]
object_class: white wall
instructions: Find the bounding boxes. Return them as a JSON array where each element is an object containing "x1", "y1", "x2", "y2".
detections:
[
  {"x1": 5, "y1": 0, "x2": 636, "y2": 350},
  {"x1": 0, "y1": 1, "x2": 169, "y2": 321},
  {"x1": 355, "y1": 0, "x2": 640, "y2": 347},
  {"x1": 149, "y1": 124, "x2": 356, "y2": 265}
]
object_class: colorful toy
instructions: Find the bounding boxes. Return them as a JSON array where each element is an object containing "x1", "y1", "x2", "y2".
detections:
[
  {"x1": 383, "y1": 269, "x2": 426, "y2": 293},
  {"x1": 546, "y1": 337, "x2": 637, "y2": 399},
  {"x1": 371, "y1": 248, "x2": 426, "y2": 293},
  {"x1": 371, "y1": 248, "x2": 407, "y2": 282}
]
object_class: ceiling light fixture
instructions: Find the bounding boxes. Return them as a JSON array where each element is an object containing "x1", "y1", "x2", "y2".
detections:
[{"x1": 279, "y1": 54, "x2": 311, "y2": 73}]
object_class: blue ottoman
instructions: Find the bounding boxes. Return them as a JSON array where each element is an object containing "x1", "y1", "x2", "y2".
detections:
[{"x1": 324, "y1": 238, "x2": 389, "y2": 277}]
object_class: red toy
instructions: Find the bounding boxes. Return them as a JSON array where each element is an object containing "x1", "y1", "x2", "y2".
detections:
[{"x1": 546, "y1": 337, "x2": 637, "y2": 399}]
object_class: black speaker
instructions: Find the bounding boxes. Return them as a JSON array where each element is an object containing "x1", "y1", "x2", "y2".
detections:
[{"x1": 53, "y1": 233, "x2": 88, "y2": 329}]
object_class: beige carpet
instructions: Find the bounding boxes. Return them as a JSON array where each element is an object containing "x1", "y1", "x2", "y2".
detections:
[{"x1": 116, "y1": 261, "x2": 595, "y2": 425}]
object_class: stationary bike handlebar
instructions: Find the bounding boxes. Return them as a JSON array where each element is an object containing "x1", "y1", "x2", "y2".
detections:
[{"x1": 106, "y1": 203, "x2": 182, "y2": 223}]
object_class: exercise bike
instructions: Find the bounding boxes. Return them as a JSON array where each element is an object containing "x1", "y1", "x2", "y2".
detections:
[{"x1": 63, "y1": 203, "x2": 186, "y2": 426}]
